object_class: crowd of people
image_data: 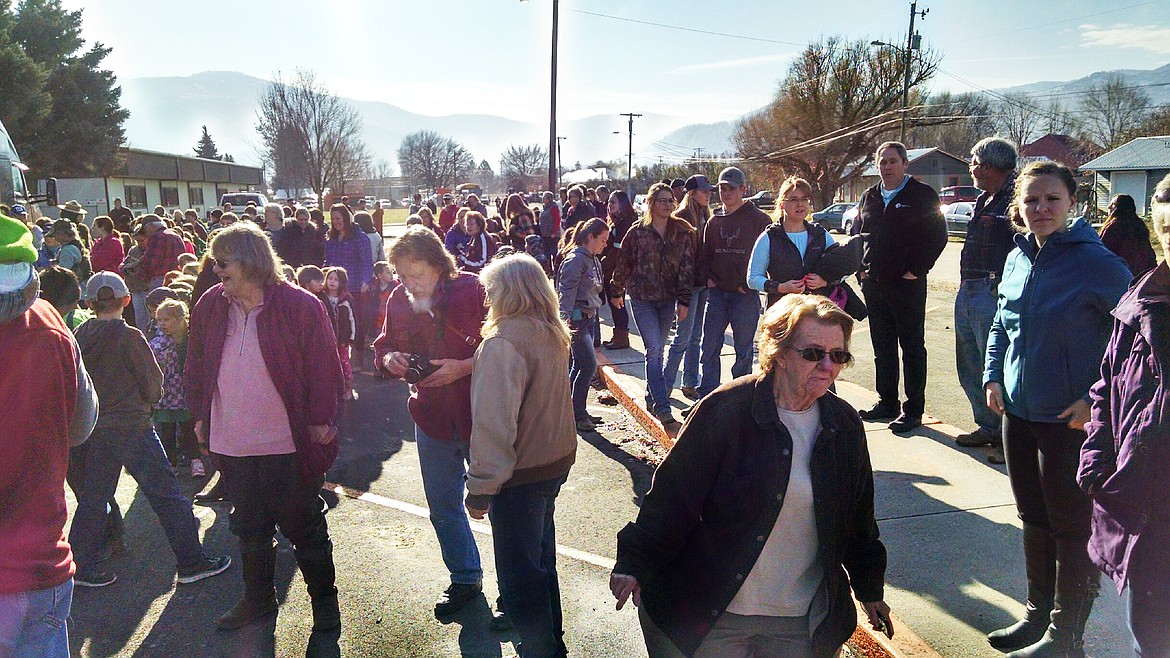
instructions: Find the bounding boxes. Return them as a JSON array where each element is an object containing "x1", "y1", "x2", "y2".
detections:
[{"x1": 0, "y1": 133, "x2": 1166, "y2": 658}]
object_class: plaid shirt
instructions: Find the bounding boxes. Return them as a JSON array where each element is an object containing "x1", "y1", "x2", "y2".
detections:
[
  {"x1": 142, "y1": 229, "x2": 187, "y2": 280},
  {"x1": 960, "y1": 174, "x2": 1017, "y2": 280}
]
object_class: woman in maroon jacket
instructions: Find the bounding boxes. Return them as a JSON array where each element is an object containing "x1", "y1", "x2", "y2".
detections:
[
  {"x1": 185, "y1": 223, "x2": 345, "y2": 643},
  {"x1": 1079, "y1": 177, "x2": 1170, "y2": 656}
]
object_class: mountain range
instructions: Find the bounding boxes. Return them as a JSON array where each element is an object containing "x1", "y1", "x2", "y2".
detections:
[
  {"x1": 118, "y1": 64, "x2": 1170, "y2": 174},
  {"x1": 118, "y1": 71, "x2": 732, "y2": 171}
]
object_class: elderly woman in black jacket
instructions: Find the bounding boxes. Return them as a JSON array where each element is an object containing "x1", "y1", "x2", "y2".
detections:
[{"x1": 611, "y1": 294, "x2": 890, "y2": 657}]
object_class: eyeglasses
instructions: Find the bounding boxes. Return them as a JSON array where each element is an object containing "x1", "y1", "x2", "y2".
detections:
[
  {"x1": 213, "y1": 258, "x2": 231, "y2": 269},
  {"x1": 782, "y1": 196, "x2": 811, "y2": 204},
  {"x1": 787, "y1": 345, "x2": 852, "y2": 364}
]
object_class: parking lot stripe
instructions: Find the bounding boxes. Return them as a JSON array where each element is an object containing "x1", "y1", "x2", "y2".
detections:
[{"x1": 323, "y1": 482, "x2": 617, "y2": 571}]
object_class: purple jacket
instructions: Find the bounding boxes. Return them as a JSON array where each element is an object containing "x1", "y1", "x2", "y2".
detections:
[
  {"x1": 1079, "y1": 262, "x2": 1170, "y2": 592},
  {"x1": 324, "y1": 232, "x2": 374, "y2": 293},
  {"x1": 185, "y1": 281, "x2": 344, "y2": 481}
]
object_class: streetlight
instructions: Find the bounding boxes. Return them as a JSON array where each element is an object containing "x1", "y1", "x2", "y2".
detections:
[
  {"x1": 872, "y1": 1, "x2": 927, "y2": 142},
  {"x1": 521, "y1": 0, "x2": 559, "y2": 193}
]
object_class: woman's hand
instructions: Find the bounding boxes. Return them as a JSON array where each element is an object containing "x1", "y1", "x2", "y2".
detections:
[
  {"x1": 382, "y1": 351, "x2": 410, "y2": 378},
  {"x1": 466, "y1": 502, "x2": 489, "y2": 520},
  {"x1": 609, "y1": 572, "x2": 641, "y2": 610},
  {"x1": 308, "y1": 425, "x2": 336, "y2": 445},
  {"x1": 610, "y1": 295, "x2": 625, "y2": 309},
  {"x1": 985, "y1": 382, "x2": 1005, "y2": 416},
  {"x1": 1057, "y1": 399, "x2": 1091, "y2": 431},
  {"x1": 779, "y1": 279, "x2": 807, "y2": 294},
  {"x1": 802, "y1": 273, "x2": 827, "y2": 289},
  {"x1": 417, "y1": 358, "x2": 473, "y2": 388},
  {"x1": 676, "y1": 304, "x2": 688, "y2": 322},
  {"x1": 862, "y1": 600, "x2": 894, "y2": 638}
]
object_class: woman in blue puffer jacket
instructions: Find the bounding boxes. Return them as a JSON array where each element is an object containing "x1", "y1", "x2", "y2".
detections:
[{"x1": 982, "y1": 161, "x2": 1131, "y2": 657}]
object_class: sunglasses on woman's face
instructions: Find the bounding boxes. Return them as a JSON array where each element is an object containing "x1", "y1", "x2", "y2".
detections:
[{"x1": 788, "y1": 346, "x2": 852, "y2": 364}]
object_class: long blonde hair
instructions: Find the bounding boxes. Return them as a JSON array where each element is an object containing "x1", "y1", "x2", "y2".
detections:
[{"x1": 480, "y1": 254, "x2": 570, "y2": 349}]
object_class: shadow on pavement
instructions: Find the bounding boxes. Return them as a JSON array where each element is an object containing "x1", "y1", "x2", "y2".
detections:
[
  {"x1": 437, "y1": 593, "x2": 514, "y2": 658},
  {"x1": 323, "y1": 371, "x2": 411, "y2": 508},
  {"x1": 579, "y1": 429, "x2": 655, "y2": 507}
]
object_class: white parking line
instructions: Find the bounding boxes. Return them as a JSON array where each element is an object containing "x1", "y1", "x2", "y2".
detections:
[{"x1": 323, "y1": 482, "x2": 617, "y2": 571}]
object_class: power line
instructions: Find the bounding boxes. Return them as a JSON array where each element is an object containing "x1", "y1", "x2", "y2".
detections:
[
  {"x1": 994, "y1": 0, "x2": 1165, "y2": 37},
  {"x1": 568, "y1": 9, "x2": 806, "y2": 47}
]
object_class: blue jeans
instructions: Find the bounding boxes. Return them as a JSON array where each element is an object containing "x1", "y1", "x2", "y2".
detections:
[
  {"x1": 662, "y1": 286, "x2": 708, "y2": 391},
  {"x1": 698, "y1": 288, "x2": 761, "y2": 397},
  {"x1": 489, "y1": 472, "x2": 570, "y2": 658},
  {"x1": 69, "y1": 427, "x2": 204, "y2": 572},
  {"x1": 954, "y1": 278, "x2": 1001, "y2": 436},
  {"x1": 569, "y1": 318, "x2": 597, "y2": 421},
  {"x1": 0, "y1": 578, "x2": 72, "y2": 658},
  {"x1": 629, "y1": 299, "x2": 678, "y2": 414},
  {"x1": 414, "y1": 425, "x2": 483, "y2": 585}
]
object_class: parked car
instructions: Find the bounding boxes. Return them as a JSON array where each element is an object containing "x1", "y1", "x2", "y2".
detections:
[
  {"x1": 942, "y1": 201, "x2": 975, "y2": 236},
  {"x1": 939, "y1": 185, "x2": 981, "y2": 204},
  {"x1": 841, "y1": 204, "x2": 861, "y2": 235},
  {"x1": 219, "y1": 192, "x2": 269, "y2": 210},
  {"x1": 811, "y1": 202, "x2": 857, "y2": 233},
  {"x1": 745, "y1": 190, "x2": 776, "y2": 210}
]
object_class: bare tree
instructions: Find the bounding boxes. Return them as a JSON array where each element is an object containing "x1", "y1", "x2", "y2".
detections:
[
  {"x1": 499, "y1": 144, "x2": 548, "y2": 192},
  {"x1": 733, "y1": 37, "x2": 940, "y2": 208},
  {"x1": 397, "y1": 130, "x2": 476, "y2": 191},
  {"x1": 1078, "y1": 74, "x2": 1152, "y2": 149},
  {"x1": 909, "y1": 91, "x2": 998, "y2": 154},
  {"x1": 256, "y1": 69, "x2": 368, "y2": 200},
  {"x1": 1042, "y1": 99, "x2": 1081, "y2": 137},
  {"x1": 995, "y1": 92, "x2": 1044, "y2": 148}
]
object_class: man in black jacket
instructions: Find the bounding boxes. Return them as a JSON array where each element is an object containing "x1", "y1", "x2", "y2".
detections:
[{"x1": 855, "y1": 142, "x2": 948, "y2": 433}]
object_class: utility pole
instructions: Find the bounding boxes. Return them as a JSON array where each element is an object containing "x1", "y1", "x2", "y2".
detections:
[
  {"x1": 902, "y1": 1, "x2": 927, "y2": 142},
  {"x1": 556, "y1": 136, "x2": 567, "y2": 187},
  {"x1": 548, "y1": 0, "x2": 559, "y2": 193},
  {"x1": 620, "y1": 112, "x2": 642, "y2": 197},
  {"x1": 694, "y1": 147, "x2": 705, "y2": 162}
]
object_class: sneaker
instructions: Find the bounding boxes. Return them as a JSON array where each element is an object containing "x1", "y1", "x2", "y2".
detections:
[
  {"x1": 680, "y1": 386, "x2": 700, "y2": 401},
  {"x1": 434, "y1": 581, "x2": 482, "y2": 616},
  {"x1": 888, "y1": 414, "x2": 922, "y2": 434},
  {"x1": 575, "y1": 417, "x2": 596, "y2": 433},
  {"x1": 955, "y1": 429, "x2": 996, "y2": 447},
  {"x1": 987, "y1": 444, "x2": 1006, "y2": 464},
  {"x1": 177, "y1": 555, "x2": 232, "y2": 584},
  {"x1": 587, "y1": 413, "x2": 605, "y2": 424},
  {"x1": 654, "y1": 409, "x2": 679, "y2": 427},
  {"x1": 190, "y1": 458, "x2": 206, "y2": 478},
  {"x1": 75, "y1": 568, "x2": 117, "y2": 588},
  {"x1": 858, "y1": 401, "x2": 900, "y2": 421}
]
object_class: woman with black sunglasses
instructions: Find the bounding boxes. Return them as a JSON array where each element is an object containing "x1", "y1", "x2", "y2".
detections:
[{"x1": 611, "y1": 293, "x2": 891, "y2": 657}]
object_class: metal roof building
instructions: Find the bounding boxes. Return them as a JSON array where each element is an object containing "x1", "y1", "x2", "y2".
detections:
[{"x1": 1079, "y1": 136, "x2": 1170, "y2": 213}]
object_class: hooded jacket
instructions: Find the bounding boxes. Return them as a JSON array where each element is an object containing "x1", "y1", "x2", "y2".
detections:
[
  {"x1": 75, "y1": 317, "x2": 162, "y2": 432},
  {"x1": 984, "y1": 218, "x2": 1131, "y2": 422},
  {"x1": 1078, "y1": 262, "x2": 1170, "y2": 593}
]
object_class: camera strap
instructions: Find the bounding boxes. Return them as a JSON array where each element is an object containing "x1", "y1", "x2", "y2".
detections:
[{"x1": 431, "y1": 279, "x2": 481, "y2": 352}]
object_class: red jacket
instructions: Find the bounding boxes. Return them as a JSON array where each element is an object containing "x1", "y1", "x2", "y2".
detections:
[
  {"x1": 185, "y1": 281, "x2": 344, "y2": 481},
  {"x1": 439, "y1": 204, "x2": 459, "y2": 234},
  {"x1": 90, "y1": 235, "x2": 125, "y2": 274},
  {"x1": 142, "y1": 228, "x2": 187, "y2": 280},
  {"x1": 0, "y1": 300, "x2": 79, "y2": 593},
  {"x1": 373, "y1": 273, "x2": 485, "y2": 442}
]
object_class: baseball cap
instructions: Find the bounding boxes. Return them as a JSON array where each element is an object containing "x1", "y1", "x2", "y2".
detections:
[
  {"x1": 670, "y1": 178, "x2": 686, "y2": 189},
  {"x1": 10, "y1": 204, "x2": 27, "y2": 217},
  {"x1": 717, "y1": 166, "x2": 746, "y2": 188},
  {"x1": 684, "y1": 175, "x2": 715, "y2": 192},
  {"x1": 85, "y1": 271, "x2": 130, "y2": 300}
]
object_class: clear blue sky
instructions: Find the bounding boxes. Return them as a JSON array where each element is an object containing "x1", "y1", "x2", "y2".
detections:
[{"x1": 67, "y1": 0, "x2": 1170, "y2": 123}]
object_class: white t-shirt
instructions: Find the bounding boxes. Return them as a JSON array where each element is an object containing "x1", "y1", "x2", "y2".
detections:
[{"x1": 726, "y1": 403, "x2": 823, "y2": 617}]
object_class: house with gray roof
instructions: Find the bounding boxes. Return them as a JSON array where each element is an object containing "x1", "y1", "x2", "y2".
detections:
[
  {"x1": 1079, "y1": 136, "x2": 1170, "y2": 214},
  {"x1": 842, "y1": 147, "x2": 972, "y2": 201}
]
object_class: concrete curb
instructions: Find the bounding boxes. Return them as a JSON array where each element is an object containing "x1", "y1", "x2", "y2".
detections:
[{"x1": 594, "y1": 354, "x2": 944, "y2": 658}]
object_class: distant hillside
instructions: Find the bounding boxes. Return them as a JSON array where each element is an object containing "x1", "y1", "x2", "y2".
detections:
[
  {"x1": 996, "y1": 62, "x2": 1170, "y2": 106},
  {"x1": 119, "y1": 71, "x2": 694, "y2": 169}
]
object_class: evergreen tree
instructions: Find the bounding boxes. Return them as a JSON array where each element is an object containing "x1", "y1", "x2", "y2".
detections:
[
  {"x1": 194, "y1": 125, "x2": 220, "y2": 159},
  {"x1": 0, "y1": 0, "x2": 128, "y2": 177}
]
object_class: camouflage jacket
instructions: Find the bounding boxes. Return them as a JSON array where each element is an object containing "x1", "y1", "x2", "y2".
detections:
[{"x1": 610, "y1": 218, "x2": 696, "y2": 306}]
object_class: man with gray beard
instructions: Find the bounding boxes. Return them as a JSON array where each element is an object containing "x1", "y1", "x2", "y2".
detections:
[{"x1": 371, "y1": 227, "x2": 493, "y2": 619}]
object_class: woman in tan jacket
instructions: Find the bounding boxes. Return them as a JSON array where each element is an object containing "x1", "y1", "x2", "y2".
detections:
[{"x1": 466, "y1": 253, "x2": 577, "y2": 658}]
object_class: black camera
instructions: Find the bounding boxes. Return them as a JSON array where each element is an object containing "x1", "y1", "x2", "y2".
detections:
[{"x1": 403, "y1": 354, "x2": 439, "y2": 384}]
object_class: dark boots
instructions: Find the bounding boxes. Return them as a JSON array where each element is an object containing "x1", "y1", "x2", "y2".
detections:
[
  {"x1": 989, "y1": 524, "x2": 1055, "y2": 651},
  {"x1": 1005, "y1": 533, "x2": 1099, "y2": 658},
  {"x1": 217, "y1": 539, "x2": 279, "y2": 629},
  {"x1": 602, "y1": 329, "x2": 629, "y2": 350},
  {"x1": 295, "y1": 537, "x2": 341, "y2": 632}
]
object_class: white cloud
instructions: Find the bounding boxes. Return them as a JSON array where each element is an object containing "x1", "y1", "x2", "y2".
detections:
[
  {"x1": 1081, "y1": 23, "x2": 1170, "y2": 55},
  {"x1": 673, "y1": 53, "x2": 792, "y2": 73}
]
